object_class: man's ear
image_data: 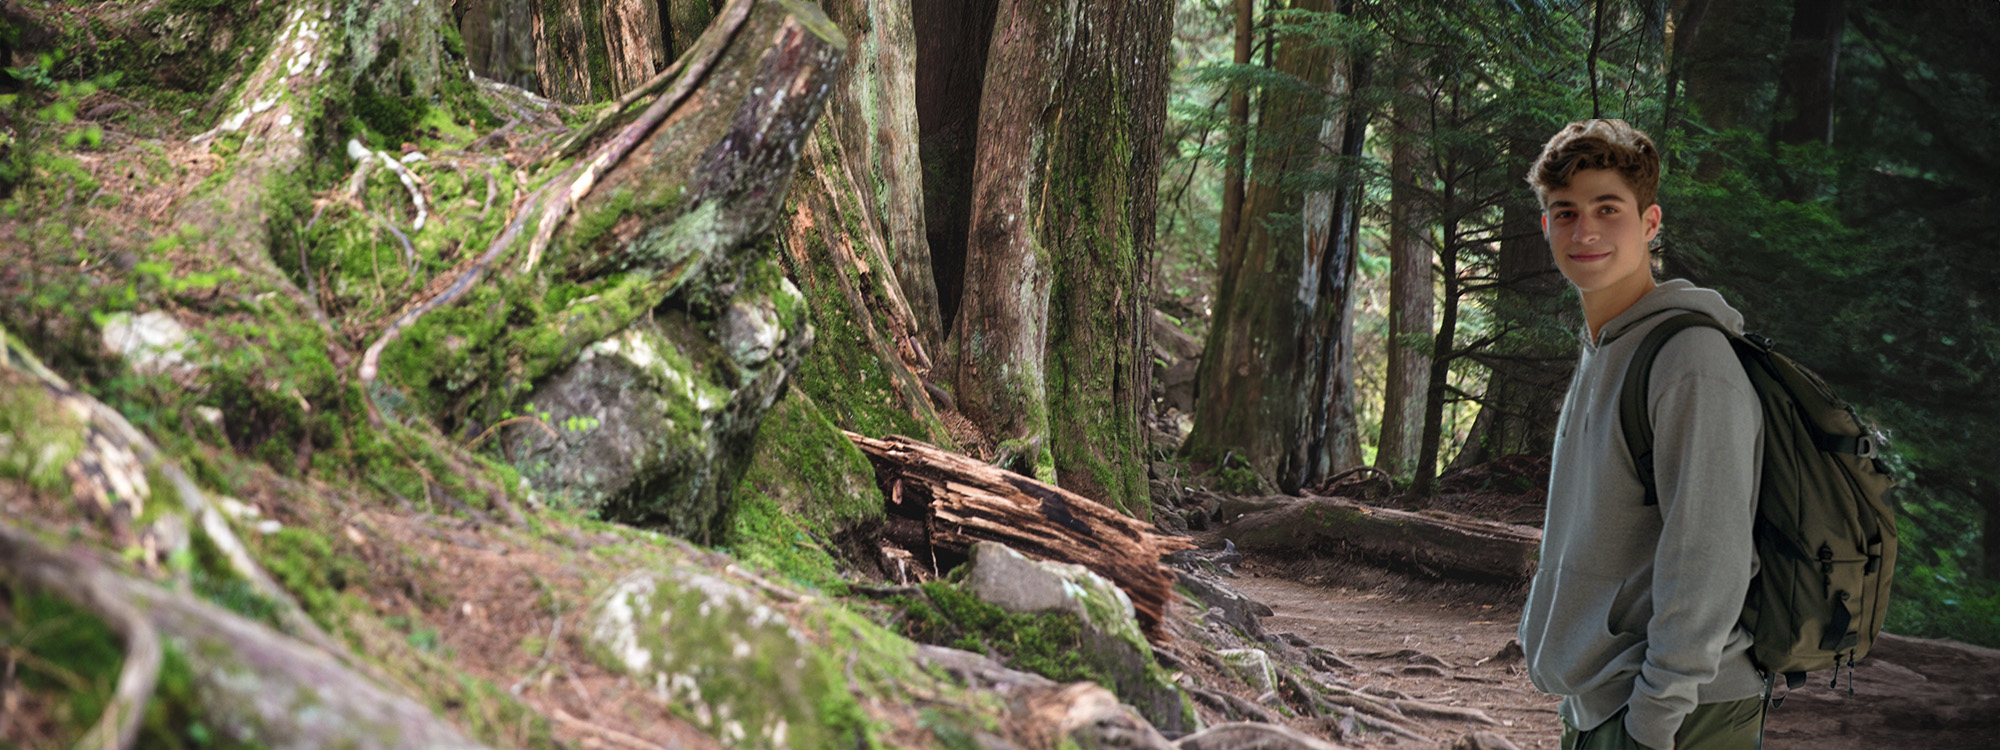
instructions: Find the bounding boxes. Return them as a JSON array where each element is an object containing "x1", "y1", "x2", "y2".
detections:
[
  {"x1": 1643, "y1": 203, "x2": 1663, "y2": 240},
  {"x1": 1540, "y1": 213, "x2": 1549, "y2": 238}
]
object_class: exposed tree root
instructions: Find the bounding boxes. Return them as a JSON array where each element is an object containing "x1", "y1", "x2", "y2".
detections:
[
  {"x1": 1, "y1": 336, "x2": 341, "y2": 658},
  {"x1": 357, "y1": 0, "x2": 756, "y2": 426},
  {"x1": 1, "y1": 525, "x2": 161, "y2": 750},
  {"x1": 0, "y1": 524, "x2": 489, "y2": 749}
]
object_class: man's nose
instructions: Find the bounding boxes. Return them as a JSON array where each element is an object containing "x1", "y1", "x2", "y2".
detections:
[{"x1": 1571, "y1": 216, "x2": 1601, "y2": 243}]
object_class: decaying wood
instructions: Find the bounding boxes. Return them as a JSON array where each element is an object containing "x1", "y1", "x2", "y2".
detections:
[
  {"x1": 1220, "y1": 496, "x2": 1541, "y2": 584},
  {"x1": 0, "y1": 524, "x2": 489, "y2": 749},
  {"x1": 846, "y1": 432, "x2": 1193, "y2": 641}
]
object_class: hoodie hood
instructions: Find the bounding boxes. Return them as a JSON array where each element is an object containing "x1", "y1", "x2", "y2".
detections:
[{"x1": 1585, "y1": 278, "x2": 1746, "y2": 349}]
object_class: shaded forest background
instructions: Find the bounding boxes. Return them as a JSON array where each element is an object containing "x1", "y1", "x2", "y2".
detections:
[
  {"x1": 1146, "y1": 0, "x2": 1999, "y2": 646},
  {"x1": 0, "y1": 0, "x2": 1995, "y2": 745}
]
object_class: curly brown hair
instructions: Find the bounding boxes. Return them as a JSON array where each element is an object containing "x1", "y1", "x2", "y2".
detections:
[{"x1": 1527, "y1": 119, "x2": 1660, "y2": 210}]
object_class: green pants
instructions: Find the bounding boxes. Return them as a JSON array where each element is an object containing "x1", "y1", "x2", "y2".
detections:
[{"x1": 1560, "y1": 696, "x2": 1766, "y2": 750}]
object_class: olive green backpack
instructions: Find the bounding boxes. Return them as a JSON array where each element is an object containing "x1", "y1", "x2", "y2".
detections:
[{"x1": 1620, "y1": 312, "x2": 1899, "y2": 694}]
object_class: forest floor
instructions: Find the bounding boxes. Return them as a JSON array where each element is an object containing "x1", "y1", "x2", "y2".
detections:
[{"x1": 1224, "y1": 554, "x2": 2000, "y2": 749}]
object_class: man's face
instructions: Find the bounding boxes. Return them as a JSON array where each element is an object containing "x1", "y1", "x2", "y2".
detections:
[{"x1": 1541, "y1": 168, "x2": 1661, "y2": 298}]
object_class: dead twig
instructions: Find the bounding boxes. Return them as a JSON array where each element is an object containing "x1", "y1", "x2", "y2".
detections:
[
  {"x1": 509, "y1": 615, "x2": 563, "y2": 696},
  {"x1": 547, "y1": 707, "x2": 671, "y2": 750},
  {"x1": 465, "y1": 416, "x2": 559, "y2": 448}
]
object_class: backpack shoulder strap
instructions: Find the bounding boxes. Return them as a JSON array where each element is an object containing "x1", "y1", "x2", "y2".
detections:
[{"x1": 1618, "y1": 311, "x2": 1733, "y2": 506}]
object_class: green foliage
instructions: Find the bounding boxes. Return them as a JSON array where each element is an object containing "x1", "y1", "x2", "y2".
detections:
[
  {"x1": 0, "y1": 53, "x2": 123, "y2": 194},
  {"x1": 1216, "y1": 466, "x2": 1261, "y2": 495}
]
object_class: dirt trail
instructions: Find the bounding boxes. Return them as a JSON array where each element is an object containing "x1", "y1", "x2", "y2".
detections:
[{"x1": 1229, "y1": 562, "x2": 2000, "y2": 749}]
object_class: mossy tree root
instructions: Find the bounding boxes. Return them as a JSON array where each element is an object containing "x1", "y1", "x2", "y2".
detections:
[
  {"x1": 0, "y1": 524, "x2": 490, "y2": 750},
  {"x1": 0, "y1": 523, "x2": 162, "y2": 750},
  {"x1": 0, "y1": 333, "x2": 345, "y2": 660}
]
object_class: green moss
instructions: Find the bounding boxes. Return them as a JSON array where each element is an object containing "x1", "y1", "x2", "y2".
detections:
[
  {"x1": 252, "y1": 526, "x2": 366, "y2": 630},
  {"x1": 727, "y1": 488, "x2": 848, "y2": 592},
  {"x1": 892, "y1": 582, "x2": 1104, "y2": 687},
  {"x1": 1218, "y1": 466, "x2": 1262, "y2": 495},
  {"x1": 0, "y1": 375, "x2": 87, "y2": 493},
  {"x1": 736, "y1": 389, "x2": 883, "y2": 535}
]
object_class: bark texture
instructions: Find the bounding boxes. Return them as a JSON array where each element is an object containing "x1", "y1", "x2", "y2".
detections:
[
  {"x1": 600, "y1": 0, "x2": 670, "y2": 97},
  {"x1": 1187, "y1": 0, "x2": 1366, "y2": 493},
  {"x1": 951, "y1": 0, "x2": 1174, "y2": 515},
  {"x1": 457, "y1": 0, "x2": 541, "y2": 90},
  {"x1": 822, "y1": 0, "x2": 943, "y2": 357},
  {"x1": 847, "y1": 432, "x2": 1195, "y2": 641},
  {"x1": 1218, "y1": 0, "x2": 1252, "y2": 262},
  {"x1": 1376, "y1": 94, "x2": 1432, "y2": 479}
]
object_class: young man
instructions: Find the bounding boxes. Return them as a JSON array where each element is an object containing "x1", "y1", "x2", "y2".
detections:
[{"x1": 1517, "y1": 120, "x2": 1769, "y2": 749}]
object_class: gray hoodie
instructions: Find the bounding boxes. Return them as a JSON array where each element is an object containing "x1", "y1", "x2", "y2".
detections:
[{"x1": 1519, "y1": 279, "x2": 1767, "y2": 749}]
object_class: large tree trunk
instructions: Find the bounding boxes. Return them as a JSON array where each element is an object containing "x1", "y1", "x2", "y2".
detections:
[
  {"x1": 533, "y1": 0, "x2": 673, "y2": 102},
  {"x1": 1375, "y1": 78, "x2": 1432, "y2": 480},
  {"x1": 1218, "y1": 0, "x2": 1253, "y2": 264},
  {"x1": 950, "y1": 0, "x2": 1173, "y2": 515},
  {"x1": 457, "y1": 0, "x2": 541, "y2": 91},
  {"x1": 1186, "y1": 0, "x2": 1363, "y2": 493},
  {"x1": 823, "y1": 0, "x2": 945, "y2": 357}
]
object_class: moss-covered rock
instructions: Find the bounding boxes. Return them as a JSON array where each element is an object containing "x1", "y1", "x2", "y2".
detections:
[
  {"x1": 728, "y1": 388, "x2": 885, "y2": 588},
  {"x1": 504, "y1": 258, "x2": 811, "y2": 542},
  {"x1": 586, "y1": 567, "x2": 858, "y2": 749},
  {"x1": 952, "y1": 542, "x2": 1195, "y2": 735}
]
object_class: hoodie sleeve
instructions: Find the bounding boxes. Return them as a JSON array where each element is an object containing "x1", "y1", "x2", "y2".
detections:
[{"x1": 1622, "y1": 329, "x2": 1763, "y2": 750}]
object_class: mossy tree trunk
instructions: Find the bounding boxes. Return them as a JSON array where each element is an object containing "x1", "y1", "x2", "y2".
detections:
[
  {"x1": 1185, "y1": 0, "x2": 1367, "y2": 494},
  {"x1": 770, "y1": 0, "x2": 952, "y2": 446},
  {"x1": 946, "y1": 0, "x2": 1173, "y2": 516}
]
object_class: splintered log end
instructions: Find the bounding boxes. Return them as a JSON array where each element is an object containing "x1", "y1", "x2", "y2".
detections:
[{"x1": 844, "y1": 431, "x2": 1189, "y2": 642}]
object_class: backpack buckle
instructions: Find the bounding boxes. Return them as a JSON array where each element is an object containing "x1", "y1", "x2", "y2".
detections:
[{"x1": 1856, "y1": 434, "x2": 1878, "y2": 459}]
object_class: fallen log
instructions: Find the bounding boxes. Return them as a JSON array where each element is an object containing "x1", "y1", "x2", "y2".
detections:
[
  {"x1": 1219, "y1": 496, "x2": 1540, "y2": 584},
  {"x1": 844, "y1": 432, "x2": 1193, "y2": 641}
]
